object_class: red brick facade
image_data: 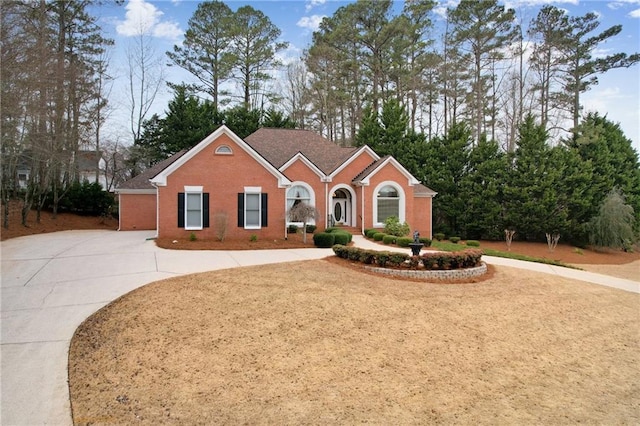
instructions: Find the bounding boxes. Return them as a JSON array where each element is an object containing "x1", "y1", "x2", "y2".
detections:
[{"x1": 117, "y1": 126, "x2": 436, "y2": 239}]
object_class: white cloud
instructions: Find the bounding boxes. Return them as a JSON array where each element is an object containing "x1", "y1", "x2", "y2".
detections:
[
  {"x1": 153, "y1": 21, "x2": 182, "y2": 39},
  {"x1": 630, "y1": 8, "x2": 640, "y2": 17},
  {"x1": 504, "y1": 0, "x2": 578, "y2": 8},
  {"x1": 116, "y1": 0, "x2": 182, "y2": 40},
  {"x1": 297, "y1": 15, "x2": 325, "y2": 31},
  {"x1": 306, "y1": 0, "x2": 326, "y2": 12}
]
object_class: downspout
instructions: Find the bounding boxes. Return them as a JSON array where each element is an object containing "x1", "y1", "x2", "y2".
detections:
[
  {"x1": 360, "y1": 184, "x2": 365, "y2": 235},
  {"x1": 151, "y1": 182, "x2": 159, "y2": 239},
  {"x1": 325, "y1": 181, "x2": 329, "y2": 229},
  {"x1": 117, "y1": 192, "x2": 121, "y2": 231}
]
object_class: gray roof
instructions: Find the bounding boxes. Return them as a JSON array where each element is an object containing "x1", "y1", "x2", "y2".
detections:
[
  {"x1": 117, "y1": 150, "x2": 187, "y2": 190},
  {"x1": 245, "y1": 128, "x2": 357, "y2": 174}
]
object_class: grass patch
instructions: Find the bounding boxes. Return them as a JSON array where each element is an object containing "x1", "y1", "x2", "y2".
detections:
[{"x1": 431, "y1": 241, "x2": 581, "y2": 270}]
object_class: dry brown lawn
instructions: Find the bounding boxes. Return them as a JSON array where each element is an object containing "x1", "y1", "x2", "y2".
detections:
[{"x1": 69, "y1": 260, "x2": 639, "y2": 425}]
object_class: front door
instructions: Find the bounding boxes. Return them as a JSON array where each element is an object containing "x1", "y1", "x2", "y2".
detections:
[
  {"x1": 333, "y1": 199, "x2": 349, "y2": 225},
  {"x1": 332, "y1": 188, "x2": 351, "y2": 226}
]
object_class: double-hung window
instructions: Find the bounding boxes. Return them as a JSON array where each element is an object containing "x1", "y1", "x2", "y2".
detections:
[
  {"x1": 238, "y1": 187, "x2": 267, "y2": 229},
  {"x1": 178, "y1": 186, "x2": 209, "y2": 230}
]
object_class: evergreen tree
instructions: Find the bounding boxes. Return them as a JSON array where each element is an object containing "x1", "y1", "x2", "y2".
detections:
[
  {"x1": 459, "y1": 137, "x2": 507, "y2": 240},
  {"x1": 167, "y1": 1, "x2": 235, "y2": 109},
  {"x1": 567, "y1": 113, "x2": 640, "y2": 228},
  {"x1": 503, "y1": 115, "x2": 568, "y2": 240},
  {"x1": 420, "y1": 122, "x2": 472, "y2": 236}
]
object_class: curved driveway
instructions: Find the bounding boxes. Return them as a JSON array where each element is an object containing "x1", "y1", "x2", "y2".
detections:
[{"x1": 1, "y1": 230, "x2": 638, "y2": 425}]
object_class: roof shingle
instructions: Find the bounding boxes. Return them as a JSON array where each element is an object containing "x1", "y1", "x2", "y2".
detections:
[{"x1": 245, "y1": 128, "x2": 357, "y2": 174}]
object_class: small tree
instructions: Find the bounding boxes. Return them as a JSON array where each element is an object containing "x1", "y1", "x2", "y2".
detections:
[
  {"x1": 589, "y1": 188, "x2": 635, "y2": 250},
  {"x1": 288, "y1": 203, "x2": 318, "y2": 243},
  {"x1": 504, "y1": 229, "x2": 516, "y2": 251},
  {"x1": 545, "y1": 233, "x2": 561, "y2": 252},
  {"x1": 213, "y1": 211, "x2": 228, "y2": 242}
]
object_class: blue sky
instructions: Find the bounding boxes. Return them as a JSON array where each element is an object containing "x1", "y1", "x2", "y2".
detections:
[{"x1": 94, "y1": 0, "x2": 640, "y2": 150}]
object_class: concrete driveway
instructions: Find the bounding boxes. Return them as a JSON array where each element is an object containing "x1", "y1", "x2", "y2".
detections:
[
  {"x1": 1, "y1": 230, "x2": 637, "y2": 425},
  {"x1": 1, "y1": 230, "x2": 330, "y2": 425}
]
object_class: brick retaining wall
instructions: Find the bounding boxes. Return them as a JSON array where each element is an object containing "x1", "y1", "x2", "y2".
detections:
[{"x1": 364, "y1": 262, "x2": 487, "y2": 281}]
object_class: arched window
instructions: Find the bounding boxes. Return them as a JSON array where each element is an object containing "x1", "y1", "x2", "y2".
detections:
[
  {"x1": 215, "y1": 145, "x2": 233, "y2": 155},
  {"x1": 376, "y1": 184, "x2": 400, "y2": 224},
  {"x1": 287, "y1": 185, "x2": 311, "y2": 210},
  {"x1": 286, "y1": 184, "x2": 315, "y2": 225}
]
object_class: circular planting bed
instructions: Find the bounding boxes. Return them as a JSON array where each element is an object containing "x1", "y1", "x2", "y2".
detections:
[
  {"x1": 332, "y1": 245, "x2": 487, "y2": 282},
  {"x1": 364, "y1": 261, "x2": 487, "y2": 281}
]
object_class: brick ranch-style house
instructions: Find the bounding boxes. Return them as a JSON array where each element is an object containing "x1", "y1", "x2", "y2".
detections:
[{"x1": 116, "y1": 126, "x2": 436, "y2": 240}]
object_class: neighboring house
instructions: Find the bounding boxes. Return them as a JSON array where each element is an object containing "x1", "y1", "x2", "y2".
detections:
[
  {"x1": 115, "y1": 126, "x2": 436, "y2": 239},
  {"x1": 15, "y1": 150, "x2": 109, "y2": 190},
  {"x1": 76, "y1": 150, "x2": 108, "y2": 189}
]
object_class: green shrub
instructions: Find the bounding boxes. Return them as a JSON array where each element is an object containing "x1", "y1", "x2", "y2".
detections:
[
  {"x1": 332, "y1": 244, "x2": 348, "y2": 258},
  {"x1": 189, "y1": 232, "x2": 197, "y2": 242},
  {"x1": 359, "y1": 249, "x2": 376, "y2": 264},
  {"x1": 333, "y1": 232, "x2": 351, "y2": 245},
  {"x1": 396, "y1": 237, "x2": 413, "y2": 247},
  {"x1": 288, "y1": 224, "x2": 299, "y2": 233},
  {"x1": 375, "y1": 251, "x2": 391, "y2": 267},
  {"x1": 324, "y1": 227, "x2": 340, "y2": 233},
  {"x1": 365, "y1": 229, "x2": 379, "y2": 239},
  {"x1": 388, "y1": 252, "x2": 410, "y2": 267},
  {"x1": 382, "y1": 235, "x2": 397, "y2": 245},
  {"x1": 466, "y1": 240, "x2": 480, "y2": 247},
  {"x1": 250, "y1": 234, "x2": 258, "y2": 242},
  {"x1": 332, "y1": 246, "x2": 483, "y2": 271},
  {"x1": 52, "y1": 180, "x2": 114, "y2": 216},
  {"x1": 383, "y1": 216, "x2": 410, "y2": 237},
  {"x1": 305, "y1": 224, "x2": 317, "y2": 233},
  {"x1": 419, "y1": 237, "x2": 432, "y2": 247},
  {"x1": 373, "y1": 232, "x2": 386, "y2": 241},
  {"x1": 434, "y1": 233, "x2": 445, "y2": 241},
  {"x1": 313, "y1": 232, "x2": 335, "y2": 248},
  {"x1": 450, "y1": 237, "x2": 461, "y2": 244}
]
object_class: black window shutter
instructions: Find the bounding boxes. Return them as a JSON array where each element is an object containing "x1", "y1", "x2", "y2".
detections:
[
  {"x1": 261, "y1": 193, "x2": 268, "y2": 227},
  {"x1": 237, "y1": 193, "x2": 244, "y2": 227},
  {"x1": 177, "y1": 193, "x2": 185, "y2": 228},
  {"x1": 203, "y1": 193, "x2": 210, "y2": 228}
]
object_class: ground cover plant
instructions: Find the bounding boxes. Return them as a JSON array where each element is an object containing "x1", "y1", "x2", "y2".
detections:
[{"x1": 68, "y1": 260, "x2": 639, "y2": 425}]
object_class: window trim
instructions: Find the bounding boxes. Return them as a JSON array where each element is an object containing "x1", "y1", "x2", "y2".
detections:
[
  {"x1": 372, "y1": 181, "x2": 405, "y2": 227},
  {"x1": 286, "y1": 182, "x2": 316, "y2": 226},
  {"x1": 244, "y1": 186, "x2": 262, "y2": 230},
  {"x1": 184, "y1": 186, "x2": 203, "y2": 230}
]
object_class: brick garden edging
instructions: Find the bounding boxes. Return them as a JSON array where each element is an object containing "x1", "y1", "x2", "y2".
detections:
[{"x1": 364, "y1": 262, "x2": 487, "y2": 281}]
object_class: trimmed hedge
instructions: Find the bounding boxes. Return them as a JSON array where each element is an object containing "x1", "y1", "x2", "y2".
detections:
[
  {"x1": 313, "y1": 232, "x2": 335, "y2": 248},
  {"x1": 373, "y1": 232, "x2": 386, "y2": 241},
  {"x1": 382, "y1": 235, "x2": 397, "y2": 245},
  {"x1": 434, "y1": 233, "x2": 445, "y2": 241},
  {"x1": 365, "y1": 229, "x2": 378, "y2": 238},
  {"x1": 324, "y1": 227, "x2": 352, "y2": 243},
  {"x1": 466, "y1": 240, "x2": 480, "y2": 247},
  {"x1": 396, "y1": 237, "x2": 413, "y2": 247},
  {"x1": 419, "y1": 237, "x2": 432, "y2": 247},
  {"x1": 332, "y1": 245, "x2": 482, "y2": 270},
  {"x1": 306, "y1": 225, "x2": 317, "y2": 233},
  {"x1": 333, "y1": 232, "x2": 351, "y2": 245},
  {"x1": 450, "y1": 237, "x2": 461, "y2": 244},
  {"x1": 288, "y1": 224, "x2": 299, "y2": 233}
]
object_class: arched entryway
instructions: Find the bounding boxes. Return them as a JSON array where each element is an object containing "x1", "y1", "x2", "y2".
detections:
[{"x1": 331, "y1": 188, "x2": 353, "y2": 226}]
